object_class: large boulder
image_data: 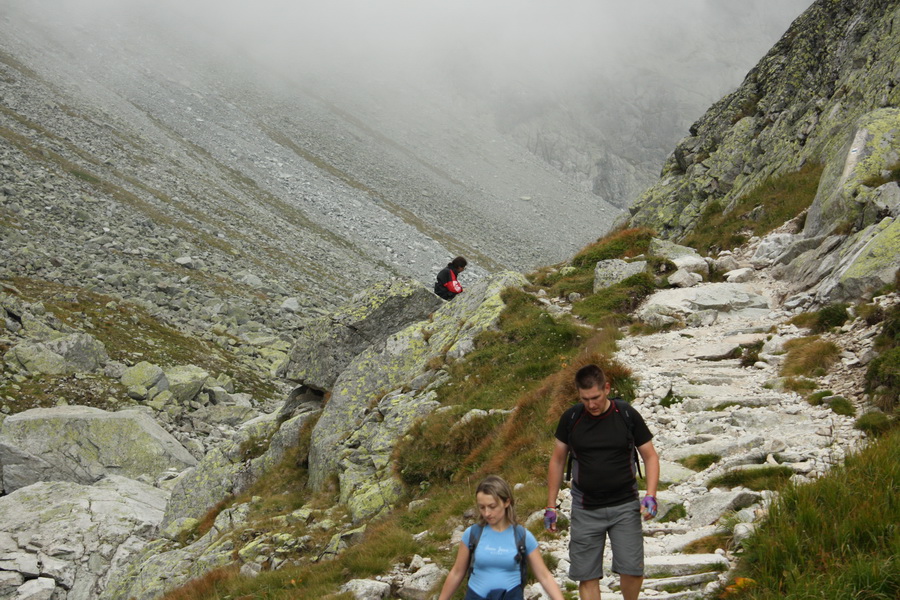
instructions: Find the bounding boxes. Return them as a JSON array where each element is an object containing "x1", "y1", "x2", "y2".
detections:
[
  {"x1": 0, "y1": 406, "x2": 196, "y2": 492},
  {"x1": 0, "y1": 475, "x2": 168, "y2": 600},
  {"x1": 636, "y1": 282, "x2": 770, "y2": 327},
  {"x1": 804, "y1": 108, "x2": 900, "y2": 238},
  {"x1": 277, "y1": 278, "x2": 443, "y2": 391},
  {"x1": 593, "y1": 259, "x2": 647, "y2": 292},
  {"x1": 164, "y1": 365, "x2": 209, "y2": 404},
  {"x1": 3, "y1": 333, "x2": 108, "y2": 375},
  {"x1": 339, "y1": 389, "x2": 442, "y2": 522},
  {"x1": 307, "y1": 271, "x2": 528, "y2": 492}
]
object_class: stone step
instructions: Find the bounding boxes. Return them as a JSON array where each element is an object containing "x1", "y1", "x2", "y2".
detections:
[
  {"x1": 642, "y1": 571, "x2": 718, "y2": 591},
  {"x1": 644, "y1": 553, "x2": 729, "y2": 577}
]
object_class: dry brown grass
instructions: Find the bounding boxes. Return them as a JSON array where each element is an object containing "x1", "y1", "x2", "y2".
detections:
[{"x1": 780, "y1": 336, "x2": 840, "y2": 377}]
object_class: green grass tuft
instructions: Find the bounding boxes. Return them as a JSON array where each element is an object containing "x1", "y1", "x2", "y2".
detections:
[
  {"x1": 707, "y1": 466, "x2": 794, "y2": 491},
  {"x1": 681, "y1": 163, "x2": 822, "y2": 255},
  {"x1": 854, "y1": 412, "x2": 895, "y2": 436},
  {"x1": 571, "y1": 272, "x2": 658, "y2": 326},
  {"x1": 678, "y1": 453, "x2": 721, "y2": 471}
]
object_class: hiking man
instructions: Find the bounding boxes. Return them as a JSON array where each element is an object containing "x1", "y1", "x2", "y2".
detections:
[
  {"x1": 434, "y1": 256, "x2": 467, "y2": 301},
  {"x1": 545, "y1": 364, "x2": 660, "y2": 600}
]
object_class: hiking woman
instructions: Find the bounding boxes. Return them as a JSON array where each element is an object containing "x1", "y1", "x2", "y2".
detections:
[
  {"x1": 437, "y1": 475, "x2": 565, "y2": 600},
  {"x1": 434, "y1": 256, "x2": 467, "y2": 300}
]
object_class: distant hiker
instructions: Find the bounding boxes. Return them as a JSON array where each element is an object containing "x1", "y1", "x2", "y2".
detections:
[
  {"x1": 545, "y1": 364, "x2": 660, "y2": 600},
  {"x1": 437, "y1": 475, "x2": 565, "y2": 600},
  {"x1": 434, "y1": 256, "x2": 467, "y2": 301}
]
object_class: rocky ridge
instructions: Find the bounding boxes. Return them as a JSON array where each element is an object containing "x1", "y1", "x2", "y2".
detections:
[{"x1": 627, "y1": 0, "x2": 900, "y2": 306}]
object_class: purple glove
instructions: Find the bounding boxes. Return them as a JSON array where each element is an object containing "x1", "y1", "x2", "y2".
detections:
[
  {"x1": 543, "y1": 508, "x2": 557, "y2": 530},
  {"x1": 641, "y1": 495, "x2": 658, "y2": 519}
]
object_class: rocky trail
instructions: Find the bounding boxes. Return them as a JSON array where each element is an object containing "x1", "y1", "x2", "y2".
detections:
[{"x1": 492, "y1": 252, "x2": 881, "y2": 600}]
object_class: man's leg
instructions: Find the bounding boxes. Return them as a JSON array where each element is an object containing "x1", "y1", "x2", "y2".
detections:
[
  {"x1": 619, "y1": 574, "x2": 643, "y2": 600},
  {"x1": 578, "y1": 579, "x2": 602, "y2": 600},
  {"x1": 607, "y1": 501, "x2": 645, "y2": 600}
]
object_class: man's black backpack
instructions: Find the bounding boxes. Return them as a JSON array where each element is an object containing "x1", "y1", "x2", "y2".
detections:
[
  {"x1": 466, "y1": 524, "x2": 528, "y2": 586},
  {"x1": 564, "y1": 398, "x2": 643, "y2": 481}
]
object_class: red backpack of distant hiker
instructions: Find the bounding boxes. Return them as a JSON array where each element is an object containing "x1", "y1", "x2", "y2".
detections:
[{"x1": 444, "y1": 269, "x2": 463, "y2": 294}]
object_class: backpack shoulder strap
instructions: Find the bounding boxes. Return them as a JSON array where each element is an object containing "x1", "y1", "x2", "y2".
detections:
[
  {"x1": 513, "y1": 525, "x2": 528, "y2": 585},
  {"x1": 612, "y1": 399, "x2": 643, "y2": 479},
  {"x1": 466, "y1": 524, "x2": 484, "y2": 581},
  {"x1": 564, "y1": 403, "x2": 585, "y2": 481}
]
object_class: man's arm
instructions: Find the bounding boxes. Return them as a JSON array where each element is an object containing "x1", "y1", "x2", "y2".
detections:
[
  {"x1": 637, "y1": 440, "x2": 660, "y2": 519},
  {"x1": 546, "y1": 439, "x2": 568, "y2": 531}
]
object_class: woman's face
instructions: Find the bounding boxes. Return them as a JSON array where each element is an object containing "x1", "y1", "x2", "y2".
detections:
[{"x1": 476, "y1": 492, "x2": 510, "y2": 527}]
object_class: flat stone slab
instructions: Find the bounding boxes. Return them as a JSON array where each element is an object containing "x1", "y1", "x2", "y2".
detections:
[{"x1": 644, "y1": 553, "x2": 729, "y2": 577}]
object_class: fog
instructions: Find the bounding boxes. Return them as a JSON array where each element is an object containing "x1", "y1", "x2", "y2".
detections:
[{"x1": 25, "y1": 0, "x2": 812, "y2": 104}]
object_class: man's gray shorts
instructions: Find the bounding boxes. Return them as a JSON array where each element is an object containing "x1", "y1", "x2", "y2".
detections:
[{"x1": 568, "y1": 500, "x2": 643, "y2": 580}]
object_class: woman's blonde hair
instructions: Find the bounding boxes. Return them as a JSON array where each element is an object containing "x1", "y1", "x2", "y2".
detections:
[{"x1": 475, "y1": 475, "x2": 518, "y2": 526}]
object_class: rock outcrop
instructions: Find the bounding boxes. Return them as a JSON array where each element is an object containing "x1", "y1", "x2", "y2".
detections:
[
  {"x1": 0, "y1": 475, "x2": 168, "y2": 600},
  {"x1": 307, "y1": 272, "x2": 528, "y2": 505},
  {"x1": 0, "y1": 406, "x2": 196, "y2": 493},
  {"x1": 277, "y1": 278, "x2": 442, "y2": 391}
]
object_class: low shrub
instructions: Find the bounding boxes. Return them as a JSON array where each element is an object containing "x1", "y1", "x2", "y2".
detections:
[
  {"x1": 782, "y1": 376, "x2": 817, "y2": 393},
  {"x1": 854, "y1": 412, "x2": 894, "y2": 436},
  {"x1": 571, "y1": 227, "x2": 655, "y2": 268},
  {"x1": 826, "y1": 396, "x2": 855, "y2": 417},
  {"x1": 659, "y1": 503, "x2": 687, "y2": 523},
  {"x1": 659, "y1": 389, "x2": 684, "y2": 408},
  {"x1": 739, "y1": 340, "x2": 764, "y2": 367},
  {"x1": 812, "y1": 303, "x2": 850, "y2": 332},
  {"x1": 806, "y1": 390, "x2": 834, "y2": 406},
  {"x1": 682, "y1": 533, "x2": 732, "y2": 555},
  {"x1": 856, "y1": 302, "x2": 885, "y2": 326}
]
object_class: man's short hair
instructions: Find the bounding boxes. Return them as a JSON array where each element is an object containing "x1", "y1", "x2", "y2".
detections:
[{"x1": 575, "y1": 364, "x2": 607, "y2": 390}]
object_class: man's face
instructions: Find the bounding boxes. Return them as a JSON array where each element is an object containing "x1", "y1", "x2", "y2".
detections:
[{"x1": 578, "y1": 382, "x2": 611, "y2": 416}]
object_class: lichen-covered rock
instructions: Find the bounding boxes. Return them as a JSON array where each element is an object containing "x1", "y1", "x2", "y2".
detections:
[
  {"x1": 805, "y1": 108, "x2": 900, "y2": 238},
  {"x1": 307, "y1": 271, "x2": 527, "y2": 492},
  {"x1": 593, "y1": 259, "x2": 647, "y2": 292},
  {"x1": 3, "y1": 332, "x2": 108, "y2": 375},
  {"x1": 99, "y1": 531, "x2": 233, "y2": 600},
  {"x1": 0, "y1": 406, "x2": 196, "y2": 493},
  {"x1": 277, "y1": 278, "x2": 442, "y2": 390},
  {"x1": 342, "y1": 579, "x2": 392, "y2": 600},
  {"x1": 120, "y1": 361, "x2": 167, "y2": 393},
  {"x1": 650, "y1": 238, "x2": 700, "y2": 260},
  {"x1": 809, "y1": 217, "x2": 900, "y2": 302},
  {"x1": 339, "y1": 388, "x2": 442, "y2": 522},
  {"x1": 160, "y1": 403, "x2": 321, "y2": 534},
  {"x1": 164, "y1": 365, "x2": 209, "y2": 404},
  {"x1": 0, "y1": 475, "x2": 168, "y2": 600}
]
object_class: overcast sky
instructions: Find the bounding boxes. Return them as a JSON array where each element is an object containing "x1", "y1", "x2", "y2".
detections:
[{"x1": 22, "y1": 0, "x2": 813, "y2": 98}]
